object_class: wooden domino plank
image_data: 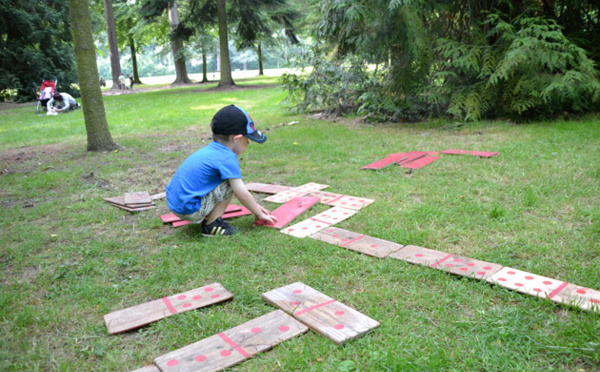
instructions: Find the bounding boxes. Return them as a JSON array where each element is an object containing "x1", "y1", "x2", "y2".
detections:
[
  {"x1": 262, "y1": 282, "x2": 379, "y2": 345},
  {"x1": 442, "y1": 149, "x2": 499, "y2": 158},
  {"x1": 323, "y1": 195, "x2": 375, "y2": 210},
  {"x1": 398, "y1": 156, "x2": 440, "y2": 169},
  {"x1": 310, "y1": 227, "x2": 404, "y2": 258},
  {"x1": 307, "y1": 191, "x2": 344, "y2": 204},
  {"x1": 150, "y1": 192, "x2": 166, "y2": 200},
  {"x1": 104, "y1": 196, "x2": 156, "y2": 212},
  {"x1": 550, "y1": 284, "x2": 600, "y2": 313},
  {"x1": 172, "y1": 220, "x2": 192, "y2": 228},
  {"x1": 360, "y1": 153, "x2": 410, "y2": 170},
  {"x1": 245, "y1": 183, "x2": 292, "y2": 194},
  {"x1": 281, "y1": 207, "x2": 358, "y2": 238},
  {"x1": 104, "y1": 283, "x2": 233, "y2": 334},
  {"x1": 154, "y1": 310, "x2": 308, "y2": 372},
  {"x1": 124, "y1": 191, "x2": 152, "y2": 206},
  {"x1": 161, "y1": 214, "x2": 182, "y2": 223},
  {"x1": 487, "y1": 267, "x2": 567, "y2": 299},
  {"x1": 255, "y1": 197, "x2": 320, "y2": 229},
  {"x1": 130, "y1": 365, "x2": 160, "y2": 372},
  {"x1": 265, "y1": 183, "x2": 330, "y2": 204},
  {"x1": 389, "y1": 245, "x2": 503, "y2": 280}
]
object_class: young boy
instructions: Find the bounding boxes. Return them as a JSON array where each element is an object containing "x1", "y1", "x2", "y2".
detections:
[{"x1": 166, "y1": 105, "x2": 277, "y2": 236}]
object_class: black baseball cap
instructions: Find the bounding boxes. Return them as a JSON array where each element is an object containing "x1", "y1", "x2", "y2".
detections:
[{"x1": 211, "y1": 105, "x2": 267, "y2": 143}]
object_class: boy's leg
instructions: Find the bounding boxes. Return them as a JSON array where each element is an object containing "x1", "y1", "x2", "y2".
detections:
[
  {"x1": 173, "y1": 180, "x2": 233, "y2": 224},
  {"x1": 205, "y1": 193, "x2": 233, "y2": 224}
]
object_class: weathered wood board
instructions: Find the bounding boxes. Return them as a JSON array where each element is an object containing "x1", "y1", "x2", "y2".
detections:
[
  {"x1": 124, "y1": 191, "x2": 152, "y2": 206},
  {"x1": 310, "y1": 227, "x2": 404, "y2": 258},
  {"x1": 262, "y1": 282, "x2": 379, "y2": 345},
  {"x1": 550, "y1": 283, "x2": 600, "y2": 313},
  {"x1": 104, "y1": 196, "x2": 156, "y2": 212},
  {"x1": 255, "y1": 197, "x2": 320, "y2": 229},
  {"x1": 104, "y1": 283, "x2": 233, "y2": 334},
  {"x1": 324, "y1": 195, "x2": 375, "y2": 210},
  {"x1": 307, "y1": 191, "x2": 344, "y2": 204},
  {"x1": 389, "y1": 245, "x2": 503, "y2": 280},
  {"x1": 161, "y1": 205, "x2": 250, "y2": 228},
  {"x1": 398, "y1": 156, "x2": 440, "y2": 169},
  {"x1": 150, "y1": 192, "x2": 167, "y2": 200},
  {"x1": 264, "y1": 183, "x2": 329, "y2": 203},
  {"x1": 245, "y1": 183, "x2": 292, "y2": 194},
  {"x1": 487, "y1": 267, "x2": 567, "y2": 299},
  {"x1": 360, "y1": 153, "x2": 410, "y2": 170},
  {"x1": 281, "y1": 207, "x2": 358, "y2": 238},
  {"x1": 153, "y1": 310, "x2": 308, "y2": 372},
  {"x1": 442, "y1": 149, "x2": 499, "y2": 158}
]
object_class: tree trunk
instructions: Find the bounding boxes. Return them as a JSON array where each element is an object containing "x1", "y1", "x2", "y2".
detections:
[
  {"x1": 168, "y1": 1, "x2": 192, "y2": 85},
  {"x1": 202, "y1": 50, "x2": 208, "y2": 83},
  {"x1": 103, "y1": 0, "x2": 121, "y2": 90},
  {"x1": 129, "y1": 36, "x2": 142, "y2": 84},
  {"x1": 258, "y1": 41, "x2": 264, "y2": 76},
  {"x1": 217, "y1": 0, "x2": 235, "y2": 86},
  {"x1": 68, "y1": 0, "x2": 118, "y2": 152}
]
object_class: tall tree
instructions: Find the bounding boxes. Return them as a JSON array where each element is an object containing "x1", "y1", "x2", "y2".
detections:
[
  {"x1": 168, "y1": 0, "x2": 192, "y2": 84},
  {"x1": 216, "y1": 0, "x2": 234, "y2": 86},
  {"x1": 68, "y1": 0, "x2": 118, "y2": 151},
  {"x1": 103, "y1": 0, "x2": 122, "y2": 90}
]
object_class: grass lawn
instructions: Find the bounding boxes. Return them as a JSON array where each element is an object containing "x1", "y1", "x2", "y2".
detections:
[{"x1": 1, "y1": 76, "x2": 599, "y2": 371}]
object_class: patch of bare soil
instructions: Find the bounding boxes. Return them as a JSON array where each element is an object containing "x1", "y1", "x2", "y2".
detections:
[{"x1": 0, "y1": 143, "x2": 72, "y2": 170}]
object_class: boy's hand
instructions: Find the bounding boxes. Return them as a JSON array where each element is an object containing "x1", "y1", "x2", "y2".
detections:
[{"x1": 255, "y1": 206, "x2": 278, "y2": 224}]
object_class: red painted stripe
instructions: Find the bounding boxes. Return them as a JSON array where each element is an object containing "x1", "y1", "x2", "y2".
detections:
[
  {"x1": 548, "y1": 282, "x2": 569, "y2": 299},
  {"x1": 162, "y1": 297, "x2": 177, "y2": 314},
  {"x1": 310, "y1": 218, "x2": 333, "y2": 225},
  {"x1": 430, "y1": 254, "x2": 453, "y2": 268},
  {"x1": 294, "y1": 299, "x2": 337, "y2": 316},
  {"x1": 218, "y1": 333, "x2": 250, "y2": 358},
  {"x1": 340, "y1": 234, "x2": 366, "y2": 247},
  {"x1": 325, "y1": 195, "x2": 345, "y2": 204}
]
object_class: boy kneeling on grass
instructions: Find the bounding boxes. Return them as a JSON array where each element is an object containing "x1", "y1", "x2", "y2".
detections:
[{"x1": 166, "y1": 105, "x2": 278, "y2": 236}]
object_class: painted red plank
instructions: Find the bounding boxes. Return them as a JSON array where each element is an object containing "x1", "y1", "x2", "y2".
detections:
[
  {"x1": 360, "y1": 153, "x2": 410, "y2": 170},
  {"x1": 398, "y1": 156, "x2": 440, "y2": 169},
  {"x1": 442, "y1": 149, "x2": 499, "y2": 158},
  {"x1": 172, "y1": 220, "x2": 193, "y2": 227},
  {"x1": 255, "y1": 197, "x2": 320, "y2": 229},
  {"x1": 124, "y1": 191, "x2": 152, "y2": 206}
]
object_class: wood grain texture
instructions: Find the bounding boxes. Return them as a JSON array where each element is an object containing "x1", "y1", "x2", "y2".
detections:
[
  {"x1": 262, "y1": 282, "x2": 379, "y2": 345},
  {"x1": 255, "y1": 197, "x2": 320, "y2": 229},
  {"x1": 487, "y1": 267, "x2": 567, "y2": 299},
  {"x1": 550, "y1": 283, "x2": 600, "y2": 313},
  {"x1": 153, "y1": 310, "x2": 307, "y2": 372},
  {"x1": 104, "y1": 283, "x2": 233, "y2": 334},
  {"x1": 398, "y1": 156, "x2": 440, "y2": 169},
  {"x1": 245, "y1": 183, "x2": 292, "y2": 194},
  {"x1": 264, "y1": 183, "x2": 329, "y2": 203},
  {"x1": 310, "y1": 227, "x2": 403, "y2": 258},
  {"x1": 281, "y1": 207, "x2": 358, "y2": 238},
  {"x1": 389, "y1": 245, "x2": 503, "y2": 280},
  {"x1": 124, "y1": 191, "x2": 152, "y2": 206}
]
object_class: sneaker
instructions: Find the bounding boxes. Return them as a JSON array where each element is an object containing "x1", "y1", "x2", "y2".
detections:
[{"x1": 201, "y1": 217, "x2": 238, "y2": 237}]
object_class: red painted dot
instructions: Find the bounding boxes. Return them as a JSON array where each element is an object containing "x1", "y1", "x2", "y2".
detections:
[
  {"x1": 351, "y1": 204, "x2": 358, "y2": 207},
  {"x1": 327, "y1": 229, "x2": 334, "y2": 233},
  {"x1": 525, "y1": 276, "x2": 534, "y2": 280},
  {"x1": 576, "y1": 289, "x2": 587, "y2": 294},
  {"x1": 167, "y1": 359, "x2": 178, "y2": 367},
  {"x1": 193, "y1": 295, "x2": 202, "y2": 300},
  {"x1": 590, "y1": 299, "x2": 600, "y2": 304},
  {"x1": 341, "y1": 202, "x2": 346, "y2": 205},
  {"x1": 415, "y1": 254, "x2": 424, "y2": 257},
  {"x1": 288, "y1": 229, "x2": 294, "y2": 231},
  {"x1": 370, "y1": 244, "x2": 378, "y2": 248},
  {"x1": 211, "y1": 294, "x2": 220, "y2": 299},
  {"x1": 507, "y1": 271, "x2": 516, "y2": 275},
  {"x1": 251, "y1": 327, "x2": 262, "y2": 333},
  {"x1": 533, "y1": 288, "x2": 542, "y2": 292},
  {"x1": 182, "y1": 303, "x2": 192, "y2": 308},
  {"x1": 333, "y1": 217, "x2": 339, "y2": 220},
  {"x1": 445, "y1": 263, "x2": 454, "y2": 267},
  {"x1": 220, "y1": 350, "x2": 231, "y2": 357},
  {"x1": 543, "y1": 281, "x2": 553, "y2": 285},
  {"x1": 204, "y1": 287, "x2": 214, "y2": 292},
  {"x1": 302, "y1": 227, "x2": 308, "y2": 230},
  {"x1": 515, "y1": 283, "x2": 524, "y2": 287},
  {"x1": 359, "y1": 200, "x2": 365, "y2": 202},
  {"x1": 467, "y1": 263, "x2": 475, "y2": 267},
  {"x1": 476, "y1": 271, "x2": 485, "y2": 276},
  {"x1": 334, "y1": 324, "x2": 345, "y2": 330},
  {"x1": 343, "y1": 213, "x2": 349, "y2": 215},
  {"x1": 335, "y1": 310, "x2": 345, "y2": 316},
  {"x1": 291, "y1": 300, "x2": 300, "y2": 306},
  {"x1": 349, "y1": 198, "x2": 355, "y2": 201},
  {"x1": 316, "y1": 225, "x2": 322, "y2": 228},
  {"x1": 279, "y1": 325, "x2": 290, "y2": 332},
  {"x1": 453, "y1": 258, "x2": 462, "y2": 262},
  {"x1": 333, "y1": 235, "x2": 340, "y2": 238},
  {"x1": 460, "y1": 267, "x2": 469, "y2": 271},
  {"x1": 195, "y1": 355, "x2": 207, "y2": 362},
  {"x1": 177, "y1": 295, "x2": 187, "y2": 300},
  {"x1": 498, "y1": 278, "x2": 507, "y2": 282},
  {"x1": 293, "y1": 289, "x2": 302, "y2": 294},
  {"x1": 341, "y1": 239, "x2": 348, "y2": 242},
  {"x1": 483, "y1": 266, "x2": 492, "y2": 270}
]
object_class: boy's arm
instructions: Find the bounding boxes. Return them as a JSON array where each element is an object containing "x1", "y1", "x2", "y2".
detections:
[{"x1": 229, "y1": 178, "x2": 277, "y2": 224}]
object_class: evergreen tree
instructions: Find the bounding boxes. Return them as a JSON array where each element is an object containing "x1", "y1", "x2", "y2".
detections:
[{"x1": 0, "y1": 0, "x2": 78, "y2": 101}]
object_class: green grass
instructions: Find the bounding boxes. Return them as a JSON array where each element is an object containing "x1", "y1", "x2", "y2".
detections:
[{"x1": 1, "y1": 76, "x2": 599, "y2": 371}]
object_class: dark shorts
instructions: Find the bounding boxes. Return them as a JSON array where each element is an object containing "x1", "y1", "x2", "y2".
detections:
[{"x1": 173, "y1": 180, "x2": 233, "y2": 223}]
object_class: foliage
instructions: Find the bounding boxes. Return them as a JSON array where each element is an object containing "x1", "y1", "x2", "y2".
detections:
[
  {"x1": 0, "y1": 0, "x2": 79, "y2": 101},
  {"x1": 430, "y1": 14, "x2": 600, "y2": 121}
]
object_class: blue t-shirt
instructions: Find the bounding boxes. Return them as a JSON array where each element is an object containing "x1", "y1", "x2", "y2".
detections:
[{"x1": 166, "y1": 141, "x2": 242, "y2": 214}]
